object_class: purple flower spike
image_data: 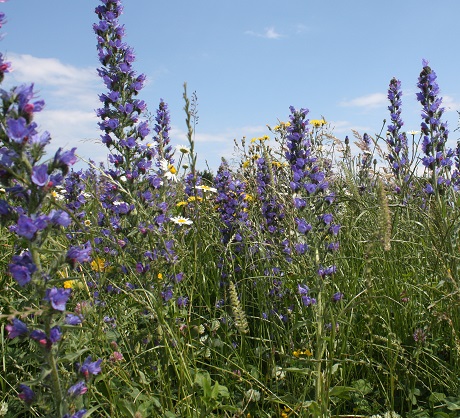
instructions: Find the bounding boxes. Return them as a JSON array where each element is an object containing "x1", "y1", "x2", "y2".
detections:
[{"x1": 44, "y1": 287, "x2": 71, "y2": 311}]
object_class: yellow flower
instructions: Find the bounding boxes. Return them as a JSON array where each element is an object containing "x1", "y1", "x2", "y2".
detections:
[
  {"x1": 242, "y1": 159, "x2": 251, "y2": 168},
  {"x1": 250, "y1": 135, "x2": 270, "y2": 143},
  {"x1": 187, "y1": 196, "x2": 202, "y2": 203},
  {"x1": 157, "y1": 273, "x2": 163, "y2": 281},
  {"x1": 176, "y1": 201, "x2": 188, "y2": 207},
  {"x1": 310, "y1": 119, "x2": 326, "y2": 128},
  {"x1": 244, "y1": 193, "x2": 253, "y2": 201},
  {"x1": 293, "y1": 348, "x2": 313, "y2": 358},
  {"x1": 273, "y1": 121, "x2": 291, "y2": 131},
  {"x1": 271, "y1": 161, "x2": 282, "y2": 169},
  {"x1": 91, "y1": 257, "x2": 106, "y2": 272}
]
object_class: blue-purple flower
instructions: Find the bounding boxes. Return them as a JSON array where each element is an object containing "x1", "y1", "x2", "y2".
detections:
[
  {"x1": 5, "y1": 318, "x2": 28, "y2": 338},
  {"x1": 79, "y1": 356, "x2": 102, "y2": 378},
  {"x1": 44, "y1": 287, "x2": 71, "y2": 311},
  {"x1": 18, "y1": 384, "x2": 35, "y2": 404}
]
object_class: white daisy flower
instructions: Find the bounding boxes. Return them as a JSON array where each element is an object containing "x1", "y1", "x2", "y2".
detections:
[
  {"x1": 195, "y1": 185, "x2": 217, "y2": 193},
  {"x1": 170, "y1": 216, "x2": 193, "y2": 226},
  {"x1": 159, "y1": 158, "x2": 178, "y2": 182},
  {"x1": 175, "y1": 144, "x2": 191, "y2": 154}
]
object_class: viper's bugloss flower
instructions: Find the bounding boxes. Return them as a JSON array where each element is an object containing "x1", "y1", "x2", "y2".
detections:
[
  {"x1": 5, "y1": 318, "x2": 28, "y2": 338},
  {"x1": 49, "y1": 209, "x2": 72, "y2": 227},
  {"x1": 79, "y1": 356, "x2": 102, "y2": 378},
  {"x1": 153, "y1": 100, "x2": 173, "y2": 163},
  {"x1": 31, "y1": 164, "x2": 49, "y2": 187},
  {"x1": 63, "y1": 410, "x2": 87, "y2": 418},
  {"x1": 16, "y1": 215, "x2": 38, "y2": 240},
  {"x1": 318, "y1": 265, "x2": 337, "y2": 278},
  {"x1": 53, "y1": 147, "x2": 77, "y2": 174},
  {"x1": 386, "y1": 77, "x2": 409, "y2": 178},
  {"x1": 295, "y1": 217, "x2": 311, "y2": 234},
  {"x1": 6, "y1": 117, "x2": 37, "y2": 143},
  {"x1": 18, "y1": 384, "x2": 35, "y2": 404},
  {"x1": 215, "y1": 160, "x2": 248, "y2": 246},
  {"x1": 66, "y1": 241, "x2": 92, "y2": 267},
  {"x1": 9, "y1": 250, "x2": 37, "y2": 286},
  {"x1": 30, "y1": 329, "x2": 47, "y2": 346},
  {"x1": 44, "y1": 287, "x2": 71, "y2": 311},
  {"x1": 332, "y1": 292, "x2": 344, "y2": 302},
  {"x1": 68, "y1": 380, "x2": 88, "y2": 397},
  {"x1": 416, "y1": 59, "x2": 452, "y2": 191},
  {"x1": 94, "y1": 0, "x2": 152, "y2": 179},
  {"x1": 177, "y1": 296, "x2": 189, "y2": 308},
  {"x1": 65, "y1": 314, "x2": 83, "y2": 325},
  {"x1": 49, "y1": 326, "x2": 62, "y2": 343},
  {"x1": 297, "y1": 283, "x2": 310, "y2": 295}
]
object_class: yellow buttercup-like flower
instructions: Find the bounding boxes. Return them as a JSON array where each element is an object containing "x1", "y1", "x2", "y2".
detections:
[
  {"x1": 91, "y1": 257, "x2": 106, "y2": 272},
  {"x1": 310, "y1": 119, "x2": 326, "y2": 128},
  {"x1": 64, "y1": 280, "x2": 73, "y2": 289}
]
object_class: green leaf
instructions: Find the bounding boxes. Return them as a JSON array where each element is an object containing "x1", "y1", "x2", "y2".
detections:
[
  {"x1": 329, "y1": 385, "x2": 355, "y2": 400},
  {"x1": 429, "y1": 392, "x2": 446, "y2": 405}
]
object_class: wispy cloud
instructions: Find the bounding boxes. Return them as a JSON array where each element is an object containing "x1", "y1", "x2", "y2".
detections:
[
  {"x1": 6, "y1": 53, "x2": 101, "y2": 108},
  {"x1": 339, "y1": 93, "x2": 387, "y2": 109},
  {"x1": 3, "y1": 53, "x2": 105, "y2": 164},
  {"x1": 295, "y1": 24, "x2": 309, "y2": 34},
  {"x1": 245, "y1": 27, "x2": 284, "y2": 39},
  {"x1": 170, "y1": 124, "x2": 268, "y2": 170},
  {"x1": 443, "y1": 95, "x2": 460, "y2": 113},
  {"x1": 329, "y1": 120, "x2": 373, "y2": 134}
]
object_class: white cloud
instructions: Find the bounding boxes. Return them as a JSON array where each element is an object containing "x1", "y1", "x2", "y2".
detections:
[
  {"x1": 169, "y1": 124, "x2": 269, "y2": 171},
  {"x1": 328, "y1": 120, "x2": 372, "y2": 134},
  {"x1": 245, "y1": 27, "x2": 283, "y2": 39},
  {"x1": 339, "y1": 93, "x2": 387, "y2": 109},
  {"x1": 443, "y1": 95, "x2": 460, "y2": 113},
  {"x1": 4, "y1": 53, "x2": 101, "y2": 109}
]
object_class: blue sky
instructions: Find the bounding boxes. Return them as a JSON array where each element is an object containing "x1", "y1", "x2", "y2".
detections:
[{"x1": 2, "y1": 0, "x2": 460, "y2": 171}]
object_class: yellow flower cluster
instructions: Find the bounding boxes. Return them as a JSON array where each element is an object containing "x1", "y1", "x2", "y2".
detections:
[
  {"x1": 250, "y1": 135, "x2": 270, "y2": 143},
  {"x1": 273, "y1": 121, "x2": 291, "y2": 131},
  {"x1": 292, "y1": 348, "x2": 313, "y2": 358},
  {"x1": 310, "y1": 119, "x2": 327, "y2": 128}
]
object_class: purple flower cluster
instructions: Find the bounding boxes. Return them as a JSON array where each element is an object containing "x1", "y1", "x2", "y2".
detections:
[
  {"x1": 153, "y1": 100, "x2": 173, "y2": 164},
  {"x1": 386, "y1": 77, "x2": 409, "y2": 180},
  {"x1": 94, "y1": 0, "x2": 155, "y2": 182},
  {"x1": 416, "y1": 59, "x2": 453, "y2": 192},
  {"x1": 256, "y1": 155, "x2": 285, "y2": 237},
  {"x1": 215, "y1": 160, "x2": 249, "y2": 246}
]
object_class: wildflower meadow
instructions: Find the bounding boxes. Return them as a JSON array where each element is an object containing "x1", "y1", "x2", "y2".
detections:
[{"x1": 2, "y1": 1, "x2": 460, "y2": 417}]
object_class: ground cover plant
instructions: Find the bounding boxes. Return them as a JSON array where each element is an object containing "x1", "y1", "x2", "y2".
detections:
[{"x1": 1, "y1": 1, "x2": 460, "y2": 417}]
